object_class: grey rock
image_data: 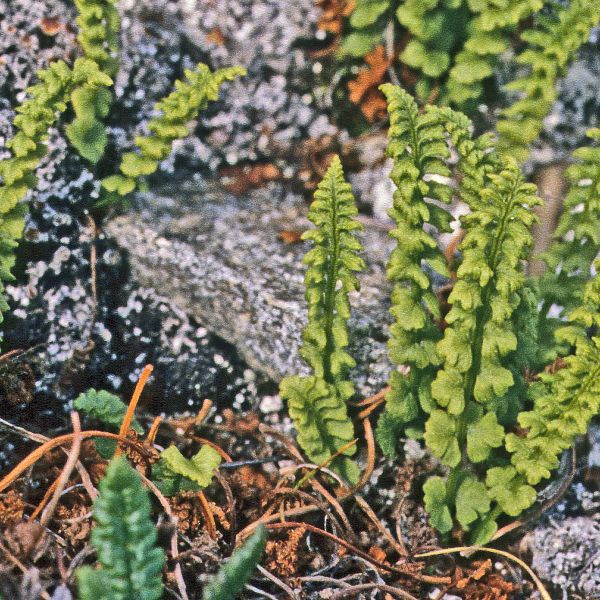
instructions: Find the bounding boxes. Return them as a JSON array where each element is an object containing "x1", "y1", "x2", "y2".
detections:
[
  {"x1": 106, "y1": 183, "x2": 396, "y2": 396},
  {"x1": 531, "y1": 516, "x2": 600, "y2": 597}
]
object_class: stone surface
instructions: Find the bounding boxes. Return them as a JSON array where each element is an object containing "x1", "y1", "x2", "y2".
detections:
[
  {"x1": 106, "y1": 182, "x2": 396, "y2": 396},
  {"x1": 531, "y1": 516, "x2": 600, "y2": 598}
]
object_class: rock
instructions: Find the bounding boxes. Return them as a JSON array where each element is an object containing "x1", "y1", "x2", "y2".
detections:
[
  {"x1": 106, "y1": 182, "x2": 396, "y2": 396},
  {"x1": 531, "y1": 516, "x2": 600, "y2": 598}
]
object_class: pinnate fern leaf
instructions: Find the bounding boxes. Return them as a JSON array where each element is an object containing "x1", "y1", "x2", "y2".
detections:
[
  {"x1": 202, "y1": 526, "x2": 266, "y2": 600},
  {"x1": 280, "y1": 155, "x2": 364, "y2": 483},
  {"x1": 375, "y1": 84, "x2": 453, "y2": 455},
  {"x1": 76, "y1": 457, "x2": 164, "y2": 600},
  {"x1": 0, "y1": 59, "x2": 111, "y2": 341},
  {"x1": 100, "y1": 64, "x2": 245, "y2": 205},
  {"x1": 497, "y1": 0, "x2": 600, "y2": 162}
]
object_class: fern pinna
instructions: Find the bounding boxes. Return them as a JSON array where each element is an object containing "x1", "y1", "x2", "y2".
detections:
[
  {"x1": 376, "y1": 84, "x2": 599, "y2": 543},
  {"x1": 0, "y1": 59, "x2": 112, "y2": 341},
  {"x1": 280, "y1": 156, "x2": 365, "y2": 484},
  {"x1": 76, "y1": 457, "x2": 165, "y2": 600}
]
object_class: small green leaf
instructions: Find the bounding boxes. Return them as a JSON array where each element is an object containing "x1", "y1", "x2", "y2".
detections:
[
  {"x1": 424, "y1": 410, "x2": 461, "y2": 467},
  {"x1": 455, "y1": 476, "x2": 490, "y2": 529},
  {"x1": 423, "y1": 476, "x2": 453, "y2": 534},
  {"x1": 466, "y1": 412, "x2": 504, "y2": 463},
  {"x1": 158, "y1": 445, "x2": 222, "y2": 489}
]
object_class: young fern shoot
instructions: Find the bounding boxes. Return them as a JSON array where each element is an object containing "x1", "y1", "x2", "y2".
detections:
[{"x1": 280, "y1": 155, "x2": 365, "y2": 484}]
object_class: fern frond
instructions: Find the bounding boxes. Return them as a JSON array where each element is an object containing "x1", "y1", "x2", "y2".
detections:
[
  {"x1": 66, "y1": 1, "x2": 120, "y2": 163},
  {"x1": 74, "y1": 0, "x2": 120, "y2": 77},
  {"x1": 341, "y1": 0, "x2": 393, "y2": 57},
  {"x1": 280, "y1": 156, "x2": 364, "y2": 483},
  {"x1": 539, "y1": 128, "x2": 600, "y2": 328},
  {"x1": 76, "y1": 457, "x2": 164, "y2": 600},
  {"x1": 375, "y1": 84, "x2": 453, "y2": 455},
  {"x1": 0, "y1": 59, "x2": 111, "y2": 339},
  {"x1": 446, "y1": 0, "x2": 543, "y2": 106},
  {"x1": 100, "y1": 64, "x2": 245, "y2": 205},
  {"x1": 430, "y1": 158, "x2": 540, "y2": 451},
  {"x1": 506, "y1": 270, "x2": 600, "y2": 489},
  {"x1": 202, "y1": 526, "x2": 266, "y2": 600},
  {"x1": 74, "y1": 388, "x2": 144, "y2": 433},
  {"x1": 497, "y1": 0, "x2": 600, "y2": 162}
]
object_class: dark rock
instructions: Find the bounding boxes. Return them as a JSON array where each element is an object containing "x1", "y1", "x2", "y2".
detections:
[{"x1": 106, "y1": 182, "x2": 396, "y2": 397}]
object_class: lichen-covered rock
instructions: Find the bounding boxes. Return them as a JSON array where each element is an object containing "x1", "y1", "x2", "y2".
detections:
[
  {"x1": 531, "y1": 516, "x2": 600, "y2": 597},
  {"x1": 106, "y1": 182, "x2": 396, "y2": 397}
]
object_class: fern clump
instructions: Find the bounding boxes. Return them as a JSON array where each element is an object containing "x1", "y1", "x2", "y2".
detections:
[
  {"x1": 76, "y1": 457, "x2": 165, "y2": 600},
  {"x1": 0, "y1": 58, "x2": 112, "y2": 338},
  {"x1": 280, "y1": 155, "x2": 365, "y2": 483},
  {"x1": 100, "y1": 64, "x2": 245, "y2": 205},
  {"x1": 497, "y1": 0, "x2": 600, "y2": 162},
  {"x1": 373, "y1": 83, "x2": 599, "y2": 543}
]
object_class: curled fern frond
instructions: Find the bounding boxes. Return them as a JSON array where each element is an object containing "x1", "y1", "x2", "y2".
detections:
[
  {"x1": 280, "y1": 155, "x2": 364, "y2": 483},
  {"x1": 375, "y1": 84, "x2": 453, "y2": 455},
  {"x1": 76, "y1": 457, "x2": 164, "y2": 600},
  {"x1": 202, "y1": 526, "x2": 266, "y2": 600},
  {"x1": 100, "y1": 64, "x2": 245, "y2": 205},
  {"x1": 497, "y1": 0, "x2": 600, "y2": 162},
  {"x1": 0, "y1": 59, "x2": 111, "y2": 338},
  {"x1": 540, "y1": 128, "x2": 600, "y2": 328}
]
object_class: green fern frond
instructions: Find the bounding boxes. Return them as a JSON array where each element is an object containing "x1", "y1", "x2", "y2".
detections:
[
  {"x1": 341, "y1": 0, "x2": 393, "y2": 57},
  {"x1": 497, "y1": 0, "x2": 600, "y2": 162},
  {"x1": 446, "y1": 0, "x2": 543, "y2": 106},
  {"x1": 100, "y1": 64, "x2": 245, "y2": 205},
  {"x1": 202, "y1": 526, "x2": 266, "y2": 600},
  {"x1": 539, "y1": 128, "x2": 600, "y2": 327},
  {"x1": 430, "y1": 158, "x2": 540, "y2": 449},
  {"x1": 375, "y1": 84, "x2": 454, "y2": 455},
  {"x1": 74, "y1": 0, "x2": 120, "y2": 77},
  {"x1": 67, "y1": 0, "x2": 120, "y2": 163},
  {"x1": 76, "y1": 457, "x2": 164, "y2": 600},
  {"x1": 74, "y1": 388, "x2": 144, "y2": 433},
  {"x1": 0, "y1": 58, "x2": 111, "y2": 338},
  {"x1": 280, "y1": 155, "x2": 364, "y2": 483}
]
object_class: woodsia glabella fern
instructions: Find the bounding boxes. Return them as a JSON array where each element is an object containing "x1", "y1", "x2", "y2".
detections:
[
  {"x1": 280, "y1": 155, "x2": 366, "y2": 484},
  {"x1": 374, "y1": 84, "x2": 599, "y2": 543}
]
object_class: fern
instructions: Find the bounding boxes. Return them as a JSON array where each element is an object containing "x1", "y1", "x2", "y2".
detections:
[
  {"x1": 280, "y1": 155, "x2": 365, "y2": 483},
  {"x1": 341, "y1": 0, "x2": 394, "y2": 58},
  {"x1": 202, "y1": 526, "x2": 266, "y2": 600},
  {"x1": 100, "y1": 64, "x2": 245, "y2": 205},
  {"x1": 446, "y1": 0, "x2": 543, "y2": 106},
  {"x1": 152, "y1": 445, "x2": 222, "y2": 496},
  {"x1": 375, "y1": 84, "x2": 453, "y2": 455},
  {"x1": 537, "y1": 128, "x2": 600, "y2": 359},
  {"x1": 497, "y1": 0, "x2": 600, "y2": 162},
  {"x1": 76, "y1": 457, "x2": 164, "y2": 600},
  {"x1": 66, "y1": 0, "x2": 120, "y2": 163},
  {"x1": 0, "y1": 59, "x2": 112, "y2": 340}
]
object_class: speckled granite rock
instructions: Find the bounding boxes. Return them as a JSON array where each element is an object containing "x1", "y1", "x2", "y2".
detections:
[
  {"x1": 105, "y1": 183, "x2": 396, "y2": 396},
  {"x1": 531, "y1": 516, "x2": 600, "y2": 598}
]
